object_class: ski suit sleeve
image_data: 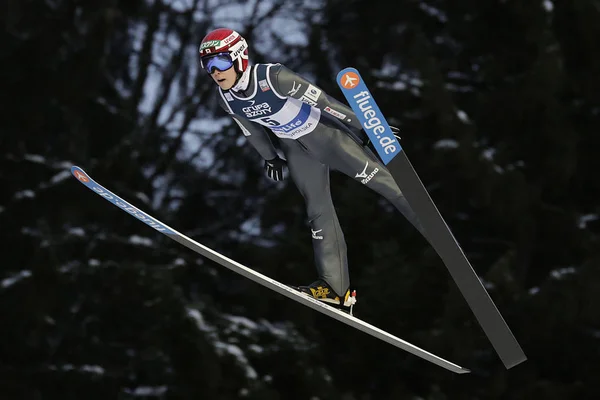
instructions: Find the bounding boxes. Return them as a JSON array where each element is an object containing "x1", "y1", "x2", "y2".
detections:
[
  {"x1": 216, "y1": 93, "x2": 279, "y2": 161},
  {"x1": 230, "y1": 115, "x2": 279, "y2": 160},
  {"x1": 268, "y1": 64, "x2": 364, "y2": 132}
]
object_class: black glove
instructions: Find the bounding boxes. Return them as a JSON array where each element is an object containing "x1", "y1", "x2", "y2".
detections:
[
  {"x1": 364, "y1": 125, "x2": 401, "y2": 147},
  {"x1": 264, "y1": 156, "x2": 286, "y2": 181}
]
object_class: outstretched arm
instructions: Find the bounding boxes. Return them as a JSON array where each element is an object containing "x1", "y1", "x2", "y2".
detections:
[{"x1": 269, "y1": 64, "x2": 364, "y2": 131}]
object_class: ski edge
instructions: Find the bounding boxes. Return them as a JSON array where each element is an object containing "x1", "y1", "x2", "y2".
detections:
[{"x1": 69, "y1": 165, "x2": 470, "y2": 375}]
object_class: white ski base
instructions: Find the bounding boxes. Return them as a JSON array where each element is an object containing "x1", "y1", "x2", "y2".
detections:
[{"x1": 70, "y1": 166, "x2": 470, "y2": 374}]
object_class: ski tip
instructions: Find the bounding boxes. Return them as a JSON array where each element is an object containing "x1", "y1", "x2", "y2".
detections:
[
  {"x1": 336, "y1": 66, "x2": 359, "y2": 81},
  {"x1": 70, "y1": 166, "x2": 91, "y2": 183},
  {"x1": 337, "y1": 68, "x2": 362, "y2": 92}
]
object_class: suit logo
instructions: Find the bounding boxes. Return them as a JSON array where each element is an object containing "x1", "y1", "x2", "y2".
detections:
[{"x1": 355, "y1": 161, "x2": 379, "y2": 184}]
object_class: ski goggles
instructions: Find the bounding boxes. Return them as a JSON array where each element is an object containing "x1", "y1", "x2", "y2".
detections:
[{"x1": 201, "y1": 53, "x2": 234, "y2": 74}]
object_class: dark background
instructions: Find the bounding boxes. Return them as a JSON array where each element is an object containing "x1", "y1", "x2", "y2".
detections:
[{"x1": 2, "y1": 0, "x2": 600, "y2": 398}]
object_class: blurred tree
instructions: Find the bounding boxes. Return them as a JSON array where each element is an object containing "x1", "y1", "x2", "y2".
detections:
[
  {"x1": 2, "y1": 0, "x2": 600, "y2": 398},
  {"x1": 1, "y1": 0, "x2": 337, "y2": 398}
]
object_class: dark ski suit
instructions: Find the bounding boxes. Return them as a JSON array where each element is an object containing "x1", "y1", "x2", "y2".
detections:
[{"x1": 216, "y1": 63, "x2": 425, "y2": 296}]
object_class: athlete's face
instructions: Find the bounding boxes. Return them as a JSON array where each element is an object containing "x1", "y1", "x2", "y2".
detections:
[{"x1": 211, "y1": 67, "x2": 237, "y2": 90}]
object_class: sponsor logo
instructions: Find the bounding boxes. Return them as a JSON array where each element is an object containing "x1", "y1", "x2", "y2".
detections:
[
  {"x1": 310, "y1": 286, "x2": 330, "y2": 298},
  {"x1": 288, "y1": 81, "x2": 302, "y2": 96},
  {"x1": 242, "y1": 102, "x2": 271, "y2": 117},
  {"x1": 337, "y1": 67, "x2": 401, "y2": 164},
  {"x1": 324, "y1": 106, "x2": 347, "y2": 120},
  {"x1": 224, "y1": 92, "x2": 234, "y2": 101},
  {"x1": 114, "y1": 200, "x2": 169, "y2": 232},
  {"x1": 273, "y1": 121, "x2": 314, "y2": 137},
  {"x1": 311, "y1": 229, "x2": 323, "y2": 240},
  {"x1": 272, "y1": 118, "x2": 303, "y2": 133},
  {"x1": 89, "y1": 186, "x2": 168, "y2": 232},
  {"x1": 230, "y1": 41, "x2": 247, "y2": 59},
  {"x1": 299, "y1": 96, "x2": 317, "y2": 107},
  {"x1": 355, "y1": 161, "x2": 379, "y2": 185},
  {"x1": 221, "y1": 32, "x2": 239, "y2": 46},
  {"x1": 259, "y1": 79, "x2": 270, "y2": 92},
  {"x1": 303, "y1": 85, "x2": 322, "y2": 103},
  {"x1": 73, "y1": 170, "x2": 89, "y2": 183},
  {"x1": 340, "y1": 71, "x2": 359, "y2": 89},
  {"x1": 200, "y1": 40, "x2": 220, "y2": 50}
]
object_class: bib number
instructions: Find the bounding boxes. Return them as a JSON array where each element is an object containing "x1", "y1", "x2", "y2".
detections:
[{"x1": 260, "y1": 117, "x2": 279, "y2": 126}]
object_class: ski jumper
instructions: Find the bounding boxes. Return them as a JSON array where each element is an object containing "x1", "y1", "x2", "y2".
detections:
[{"x1": 216, "y1": 63, "x2": 425, "y2": 297}]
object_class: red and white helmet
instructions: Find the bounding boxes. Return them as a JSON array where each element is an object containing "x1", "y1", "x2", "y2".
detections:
[{"x1": 199, "y1": 28, "x2": 249, "y2": 74}]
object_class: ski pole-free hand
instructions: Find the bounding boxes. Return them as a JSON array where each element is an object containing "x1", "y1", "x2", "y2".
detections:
[
  {"x1": 264, "y1": 157, "x2": 286, "y2": 181},
  {"x1": 363, "y1": 125, "x2": 401, "y2": 148},
  {"x1": 389, "y1": 125, "x2": 401, "y2": 140}
]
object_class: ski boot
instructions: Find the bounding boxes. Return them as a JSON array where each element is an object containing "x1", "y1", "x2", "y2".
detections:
[{"x1": 291, "y1": 280, "x2": 357, "y2": 315}]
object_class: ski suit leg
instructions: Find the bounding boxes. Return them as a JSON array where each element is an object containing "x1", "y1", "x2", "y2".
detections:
[
  {"x1": 301, "y1": 127, "x2": 426, "y2": 237},
  {"x1": 279, "y1": 139, "x2": 350, "y2": 297}
]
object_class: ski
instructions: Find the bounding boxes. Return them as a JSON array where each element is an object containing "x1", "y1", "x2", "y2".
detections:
[
  {"x1": 70, "y1": 166, "x2": 469, "y2": 374},
  {"x1": 337, "y1": 67, "x2": 527, "y2": 369}
]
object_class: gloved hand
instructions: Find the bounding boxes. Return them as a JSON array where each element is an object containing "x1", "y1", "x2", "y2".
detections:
[
  {"x1": 264, "y1": 156, "x2": 286, "y2": 181},
  {"x1": 363, "y1": 125, "x2": 401, "y2": 147}
]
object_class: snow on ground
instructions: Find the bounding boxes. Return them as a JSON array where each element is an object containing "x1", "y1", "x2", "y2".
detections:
[{"x1": 187, "y1": 307, "x2": 312, "y2": 381}]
